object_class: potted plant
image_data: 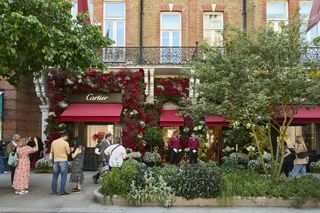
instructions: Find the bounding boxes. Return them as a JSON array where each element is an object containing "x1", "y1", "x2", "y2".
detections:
[
  {"x1": 143, "y1": 127, "x2": 163, "y2": 151},
  {"x1": 143, "y1": 151, "x2": 161, "y2": 167},
  {"x1": 310, "y1": 161, "x2": 320, "y2": 173}
]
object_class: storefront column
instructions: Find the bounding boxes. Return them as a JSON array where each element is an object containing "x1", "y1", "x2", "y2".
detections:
[
  {"x1": 33, "y1": 70, "x2": 49, "y2": 142},
  {"x1": 149, "y1": 68, "x2": 155, "y2": 103},
  {"x1": 39, "y1": 105, "x2": 49, "y2": 142},
  {"x1": 144, "y1": 69, "x2": 150, "y2": 99}
]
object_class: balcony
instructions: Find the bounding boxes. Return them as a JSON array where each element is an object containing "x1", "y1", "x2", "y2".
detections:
[
  {"x1": 102, "y1": 46, "x2": 320, "y2": 67},
  {"x1": 102, "y1": 46, "x2": 199, "y2": 66}
]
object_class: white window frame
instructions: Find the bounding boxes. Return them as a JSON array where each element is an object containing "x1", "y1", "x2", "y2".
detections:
[
  {"x1": 103, "y1": 1, "x2": 126, "y2": 47},
  {"x1": 299, "y1": 1, "x2": 319, "y2": 43},
  {"x1": 160, "y1": 12, "x2": 182, "y2": 47},
  {"x1": 203, "y1": 12, "x2": 224, "y2": 46},
  {"x1": 266, "y1": 1, "x2": 288, "y2": 32}
]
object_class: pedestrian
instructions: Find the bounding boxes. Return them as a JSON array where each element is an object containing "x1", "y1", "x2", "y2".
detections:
[
  {"x1": 50, "y1": 132, "x2": 71, "y2": 195},
  {"x1": 70, "y1": 137, "x2": 85, "y2": 193},
  {"x1": 169, "y1": 131, "x2": 182, "y2": 165},
  {"x1": 104, "y1": 137, "x2": 127, "y2": 170},
  {"x1": 281, "y1": 141, "x2": 294, "y2": 177},
  {"x1": 188, "y1": 132, "x2": 200, "y2": 164},
  {"x1": 12, "y1": 137, "x2": 38, "y2": 195},
  {"x1": 6, "y1": 134, "x2": 20, "y2": 184},
  {"x1": 92, "y1": 133, "x2": 111, "y2": 184},
  {"x1": 0, "y1": 140, "x2": 8, "y2": 174},
  {"x1": 291, "y1": 136, "x2": 309, "y2": 178},
  {"x1": 26, "y1": 137, "x2": 37, "y2": 169}
]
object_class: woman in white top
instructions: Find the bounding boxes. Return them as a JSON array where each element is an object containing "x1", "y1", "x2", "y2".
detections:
[{"x1": 104, "y1": 137, "x2": 127, "y2": 170}]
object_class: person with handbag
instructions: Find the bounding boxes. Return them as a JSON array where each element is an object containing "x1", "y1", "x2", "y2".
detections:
[
  {"x1": 291, "y1": 136, "x2": 308, "y2": 178},
  {"x1": 69, "y1": 137, "x2": 85, "y2": 193},
  {"x1": 6, "y1": 134, "x2": 20, "y2": 184},
  {"x1": 12, "y1": 137, "x2": 38, "y2": 195}
]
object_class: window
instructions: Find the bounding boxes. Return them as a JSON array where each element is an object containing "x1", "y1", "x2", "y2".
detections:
[
  {"x1": 71, "y1": 1, "x2": 94, "y2": 20},
  {"x1": 300, "y1": 1, "x2": 319, "y2": 43},
  {"x1": 203, "y1": 13, "x2": 224, "y2": 46},
  {"x1": 266, "y1": 2, "x2": 288, "y2": 32},
  {"x1": 160, "y1": 13, "x2": 181, "y2": 64},
  {"x1": 104, "y1": 2, "x2": 125, "y2": 46}
]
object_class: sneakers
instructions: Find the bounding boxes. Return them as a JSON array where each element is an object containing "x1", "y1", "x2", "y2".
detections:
[{"x1": 59, "y1": 192, "x2": 70, "y2": 196}]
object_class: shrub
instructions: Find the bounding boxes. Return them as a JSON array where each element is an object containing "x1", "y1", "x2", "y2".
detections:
[
  {"x1": 126, "y1": 171, "x2": 175, "y2": 207},
  {"x1": 127, "y1": 151, "x2": 142, "y2": 160},
  {"x1": 310, "y1": 161, "x2": 320, "y2": 170},
  {"x1": 144, "y1": 127, "x2": 163, "y2": 150},
  {"x1": 143, "y1": 152, "x2": 161, "y2": 164},
  {"x1": 99, "y1": 163, "x2": 138, "y2": 197},
  {"x1": 169, "y1": 161, "x2": 221, "y2": 199},
  {"x1": 35, "y1": 156, "x2": 53, "y2": 170}
]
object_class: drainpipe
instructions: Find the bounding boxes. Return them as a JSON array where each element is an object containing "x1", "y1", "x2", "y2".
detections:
[
  {"x1": 242, "y1": 0, "x2": 247, "y2": 32},
  {"x1": 139, "y1": 0, "x2": 144, "y2": 64}
]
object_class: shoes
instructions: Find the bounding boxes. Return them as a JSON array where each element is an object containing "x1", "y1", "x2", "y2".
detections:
[
  {"x1": 15, "y1": 191, "x2": 19, "y2": 194},
  {"x1": 72, "y1": 188, "x2": 82, "y2": 193},
  {"x1": 18, "y1": 191, "x2": 26, "y2": 195},
  {"x1": 92, "y1": 176, "x2": 98, "y2": 184},
  {"x1": 59, "y1": 192, "x2": 70, "y2": 196},
  {"x1": 23, "y1": 190, "x2": 29, "y2": 194}
]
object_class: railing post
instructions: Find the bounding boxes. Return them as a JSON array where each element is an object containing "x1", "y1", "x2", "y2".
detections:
[{"x1": 139, "y1": 47, "x2": 144, "y2": 64}]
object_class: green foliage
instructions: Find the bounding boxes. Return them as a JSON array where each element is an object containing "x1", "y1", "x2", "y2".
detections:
[
  {"x1": 99, "y1": 163, "x2": 138, "y2": 197},
  {"x1": 125, "y1": 171, "x2": 175, "y2": 207},
  {"x1": 190, "y1": 21, "x2": 320, "y2": 182},
  {"x1": 169, "y1": 161, "x2": 221, "y2": 199},
  {"x1": 143, "y1": 127, "x2": 163, "y2": 150},
  {"x1": 0, "y1": 0, "x2": 110, "y2": 86},
  {"x1": 220, "y1": 171, "x2": 320, "y2": 208}
]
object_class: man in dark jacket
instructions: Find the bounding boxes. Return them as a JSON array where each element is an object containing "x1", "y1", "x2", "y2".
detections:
[{"x1": 6, "y1": 134, "x2": 20, "y2": 184}]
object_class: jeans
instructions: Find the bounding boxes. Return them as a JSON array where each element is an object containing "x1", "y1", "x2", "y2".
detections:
[
  {"x1": 0, "y1": 155, "x2": 4, "y2": 173},
  {"x1": 291, "y1": 164, "x2": 307, "y2": 178},
  {"x1": 51, "y1": 161, "x2": 68, "y2": 194}
]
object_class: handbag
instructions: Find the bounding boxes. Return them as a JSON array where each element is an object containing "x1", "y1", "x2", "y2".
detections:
[
  {"x1": 7, "y1": 152, "x2": 18, "y2": 167},
  {"x1": 297, "y1": 151, "x2": 307, "y2": 159}
]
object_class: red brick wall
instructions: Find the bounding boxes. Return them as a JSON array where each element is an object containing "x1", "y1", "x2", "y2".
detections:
[{"x1": 0, "y1": 78, "x2": 41, "y2": 140}]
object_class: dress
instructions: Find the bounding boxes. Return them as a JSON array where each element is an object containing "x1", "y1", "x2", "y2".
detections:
[
  {"x1": 12, "y1": 146, "x2": 37, "y2": 190},
  {"x1": 70, "y1": 147, "x2": 85, "y2": 184}
]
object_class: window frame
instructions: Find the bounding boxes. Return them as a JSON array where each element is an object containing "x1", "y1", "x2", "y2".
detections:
[
  {"x1": 103, "y1": 1, "x2": 126, "y2": 47},
  {"x1": 266, "y1": 1, "x2": 288, "y2": 32},
  {"x1": 160, "y1": 12, "x2": 182, "y2": 47},
  {"x1": 203, "y1": 12, "x2": 224, "y2": 46}
]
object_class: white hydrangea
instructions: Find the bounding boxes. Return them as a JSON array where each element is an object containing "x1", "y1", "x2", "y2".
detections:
[
  {"x1": 48, "y1": 112, "x2": 56, "y2": 117},
  {"x1": 58, "y1": 101, "x2": 68, "y2": 108},
  {"x1": 139, "y1": 121, "x2": 145, "y2": 127},
  {"x1": 246, "y1": 145, "x2": 255, "y2": 152},
  {"x1": 66, "y1": 78, "x2": 73, "y2": 85}
]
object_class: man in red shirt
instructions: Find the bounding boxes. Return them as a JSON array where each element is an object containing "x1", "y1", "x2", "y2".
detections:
[
  {"x1": 169, "y1": 131, "x2": 181, "y2": 165},
  {"x1": 188, "y1": 132, "x2": 200, "y2": 164}
]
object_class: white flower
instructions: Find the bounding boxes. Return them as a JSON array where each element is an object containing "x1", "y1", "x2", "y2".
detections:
[
  {"x1": 66, "y1": 79, "x2": 73, "y2": 85},
  {"x1": 129, "y1": 110, "x2": 138, "y2": 116},
  {"x1": 157, "y1": 85, "x2": 164, "y2": 90},
  {"x1": 59, "y1": 123, "x2": 66, "y2": 128},
  {"x1": 139, "y1": 121, "x2": 145, "y2": 127},
  {"x1": 137, "y1": 133, "x2": 143, "y2": 139},
  {"x1": 233, "y1": 121, "x2": 240, "y2": 127},
  {"x1": 183, "y1": 127, "x2": 189, "y2": 132},
  {"x1": 58, "y1": 101, "x2": 68, "y2": 108},
  {"x1": 246, "y1": 123, "x2": 251, "y2": 129},
  {"x1": 48, "y1": 112, "x2": 56, "y2": 117},
  {"x1": 246, "y1": 145, "x2": 255, "y2": 152}
]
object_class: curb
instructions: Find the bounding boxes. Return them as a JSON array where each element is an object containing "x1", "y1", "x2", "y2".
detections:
[{"x1": 94, "y1": 189, "x2": 320, "y2": 208}]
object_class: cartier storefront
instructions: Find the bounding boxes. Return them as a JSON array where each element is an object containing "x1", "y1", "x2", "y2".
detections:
[{"x1": 58, "y1": 93, "x2": 123, "y2": 170}]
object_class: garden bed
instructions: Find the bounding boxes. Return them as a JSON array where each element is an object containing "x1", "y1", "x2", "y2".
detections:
[{"x1": 93, "y1": 189, "x2": 320, "y2": 208}]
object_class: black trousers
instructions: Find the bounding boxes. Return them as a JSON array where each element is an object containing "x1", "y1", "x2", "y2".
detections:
[
  {"x1": 10, "y1": 166, "x2": 15, "y2": 184},
  {"x1": 189, "y1": 150, "x2": 198, "y2": 164},
  {"x1": 169, "y1": 149, "x2": 180, "y2": 165}
]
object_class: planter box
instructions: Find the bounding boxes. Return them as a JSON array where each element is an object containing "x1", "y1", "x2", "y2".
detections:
[
  {"x1": 310, "y1": 168, "x2": 320, "y2": 173},
  {"x1": 94, "y1": 189, "x2": 320, "y2": 208}
]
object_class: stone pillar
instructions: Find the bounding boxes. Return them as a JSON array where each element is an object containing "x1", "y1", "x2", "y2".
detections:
[
  {"x1": 144, "y1": 69, "x2": 149, "y2": 99},
  {"x1": 149, "y1": 68, "x2": 155, "y2": 103},
  {"x1": 39, "y1": 105, "x2": 49, "y2": 142},
  {"x1": 33, "y1": 71, "x2": 49, "y2": 142}
]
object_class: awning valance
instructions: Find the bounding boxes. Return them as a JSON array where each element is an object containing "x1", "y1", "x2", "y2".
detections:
[
  {"x1": 276, "y1": 106, "x2": 320, "y2": 124},
  {"x1": 205, "y1": 116, "x2": 229, "y2": 127},
  {"x1": 59, "y1": 104, "x2": 122, "y2": 122},
  {"x1": 160, "y1": 110, "x2": 184, "y2": 126}
]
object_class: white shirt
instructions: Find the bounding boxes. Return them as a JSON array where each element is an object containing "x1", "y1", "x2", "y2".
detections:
[{"x1": 104, "y1": 144, "x2": 127, "y2": 167}]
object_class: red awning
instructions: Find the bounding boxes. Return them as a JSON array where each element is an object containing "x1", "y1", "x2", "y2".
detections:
[
  {"x1": 59, "y1": 104, "x2": 122, "y2": 122},
  {"x1": 277, "y1": 106, "x2": 320, "y2": 124},
  {"x1": 205, "y1": 116, "x2": 229, "y2": 126},
  {"x1": 160, "y1": 110, "x2": 184, "y2": 126}
]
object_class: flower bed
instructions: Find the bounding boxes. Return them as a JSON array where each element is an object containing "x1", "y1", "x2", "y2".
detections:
[{"x1": 35, "y1": 156, "x2": 72, "y2": 173}]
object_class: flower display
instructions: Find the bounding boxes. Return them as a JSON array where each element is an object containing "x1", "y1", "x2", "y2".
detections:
[
  {"x1": 127, "y1": 152, "x2": 142, "y2": 160},
  {"x1": 143, "y1": 151, "x2": 161, "y2": 163},
  {"x1": 228, "y1": 152, "x2": 249, "y2": 164},
  {"x1": 92, "y1": 132, "x2": 105, "y2": 141},
  {"x1": 310, "y1": 161, "x2": 320, "y2": 170}
]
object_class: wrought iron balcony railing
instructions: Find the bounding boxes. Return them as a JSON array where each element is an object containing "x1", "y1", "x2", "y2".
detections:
[
  {"x1": 102, "y1": 46, "x2": 320, "y2": 67},
  {"x1": 102, "y1": 46, "x2": 199, "y2": 66}
]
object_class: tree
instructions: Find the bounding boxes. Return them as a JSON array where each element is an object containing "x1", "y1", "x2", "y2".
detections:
[
  {"x1": 0, "y1": 0, "x2": 111, "y2": 86},
  {"x1": 190, "y1": 23, "x2": 320, "y2": 182}
]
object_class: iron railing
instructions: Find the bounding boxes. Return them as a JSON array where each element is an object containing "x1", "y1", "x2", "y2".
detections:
[
  {"x1": 102, "y1": 46, "x2": 320, "y2": 67},
  {"x1": 102, "y1": 46, "x2": 200, "y2": 66}
]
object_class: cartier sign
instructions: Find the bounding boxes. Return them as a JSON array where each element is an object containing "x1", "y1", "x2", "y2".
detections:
[{"x1": 70, "y1": 93, "x2": 122, "y2": 103}]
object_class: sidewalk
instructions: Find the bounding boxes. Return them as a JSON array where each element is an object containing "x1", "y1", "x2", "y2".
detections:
[{"x1": 0, "y1": 171, "x2": 319, "y2": 213}]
